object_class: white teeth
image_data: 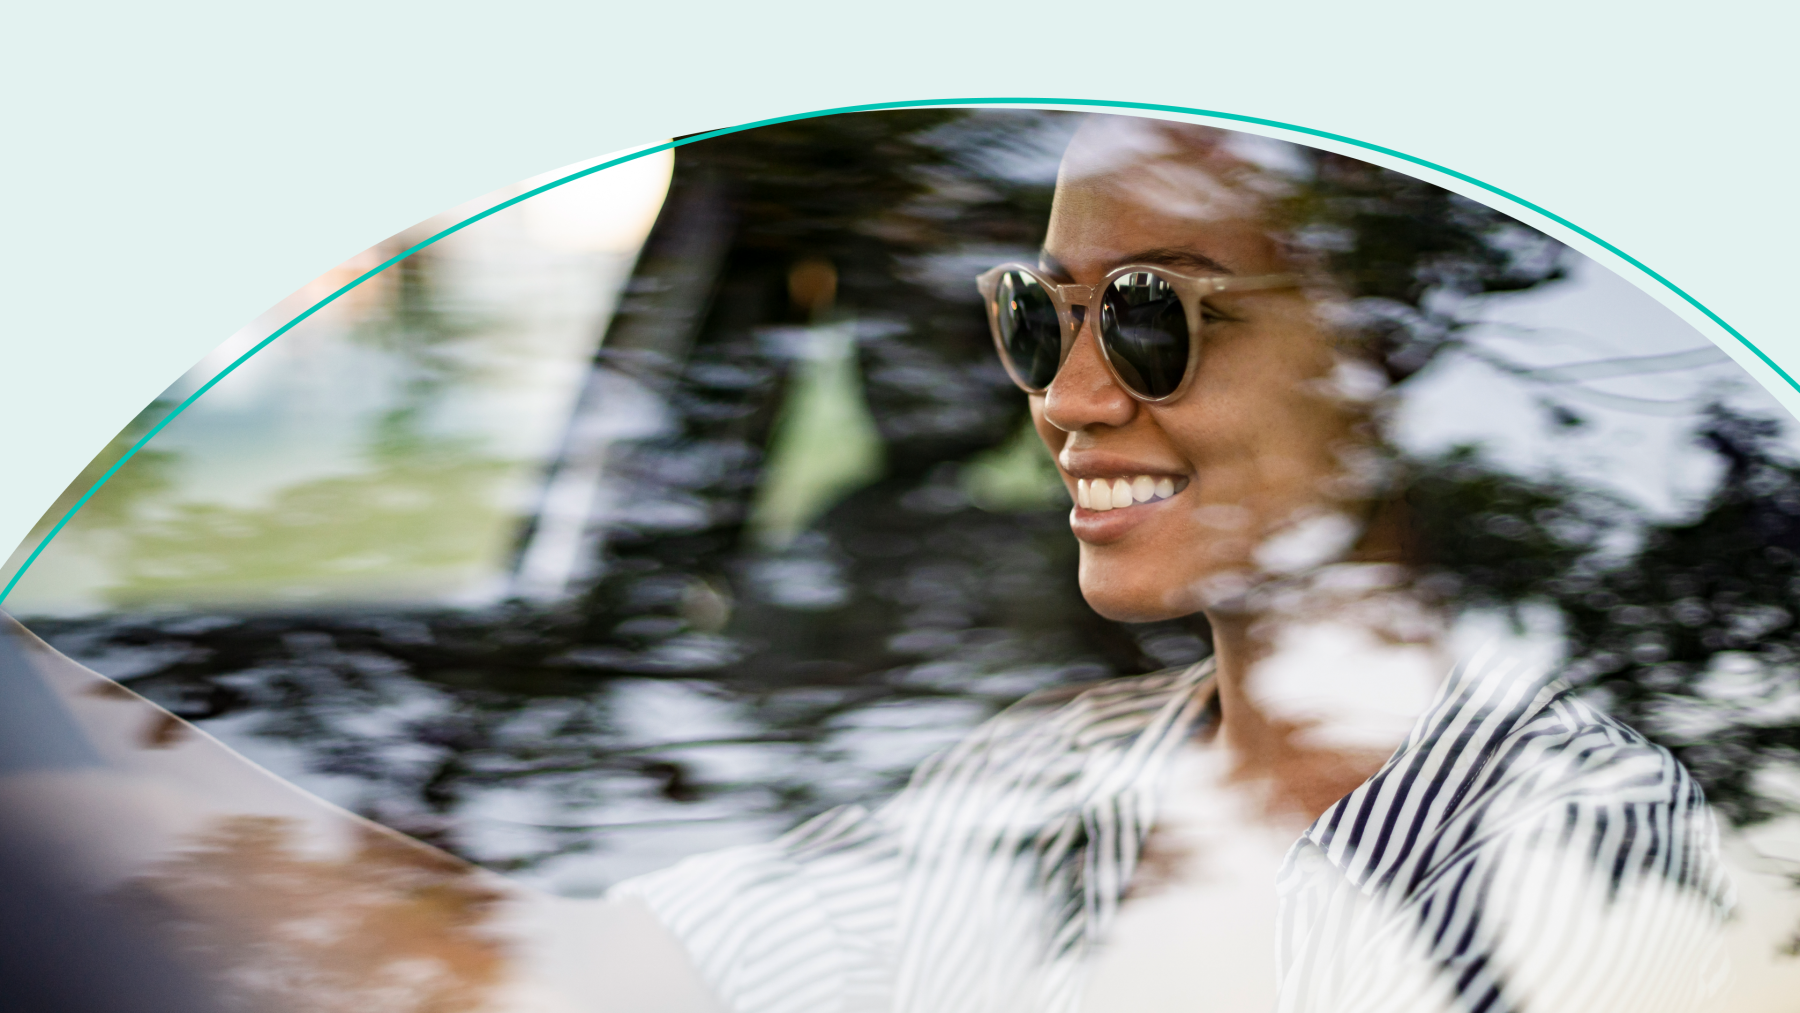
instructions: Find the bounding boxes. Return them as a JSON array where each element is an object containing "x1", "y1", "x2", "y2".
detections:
[
  {"x1": 1078, "y1": 475, "x2": 1185, "y2": 512},
  {"x1": 1091, "y1": 479, "x2": 1114, "y2": 511}
]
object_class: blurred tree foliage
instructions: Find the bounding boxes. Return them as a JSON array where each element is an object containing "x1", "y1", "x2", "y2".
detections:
[
  {"x1": 30, "y1": 110, "x2": 1164, "y2": 868},
  {"x1": 1560, "y1": 408, "x2": 1800, "y2": 826},
  {"x1": 1285, "y1": 151, "x2": 1567, "y2": 382},
  {"x1": 21, "y1": 109, "x2": 1800, "y2": 880},
  {"x1": 5, "y1": 399, "x2": 180, "y2": 539},
  {"x1": 1407, "y1": 406, "x2": 1800, "y2": 826}
]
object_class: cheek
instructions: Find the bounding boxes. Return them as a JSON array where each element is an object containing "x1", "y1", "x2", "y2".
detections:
[
  {"x1": 1029, "y1": 398, "x2": 1065, "y2": 465},
  {"x1": 1157, "y1": 388, "x2": 1355, "y2": 535}
]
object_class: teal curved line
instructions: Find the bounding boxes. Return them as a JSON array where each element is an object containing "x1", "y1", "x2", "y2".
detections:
[{"x1": 1, "y1": 96, "x2": 1781, "y2": 606}]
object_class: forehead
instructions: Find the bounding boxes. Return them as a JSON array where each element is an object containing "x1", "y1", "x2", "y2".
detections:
[{"x1": 1043, "y1": 118, "x2": 1282, "y2": 280}]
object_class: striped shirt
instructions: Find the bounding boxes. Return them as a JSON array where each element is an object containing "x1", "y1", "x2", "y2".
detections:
[{"x1": 614, "y1": 647, "x2": 1732, "y2": 1013}]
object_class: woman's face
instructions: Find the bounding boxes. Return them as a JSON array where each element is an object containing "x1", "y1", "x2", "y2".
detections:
[{"x1": 1031, "y1": 124, "x2": 1376, "y2": 623}]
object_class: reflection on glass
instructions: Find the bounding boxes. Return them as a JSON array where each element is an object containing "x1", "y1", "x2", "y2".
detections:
[
  {"x1": 4, "y1": 110, "x2": 1800, "y2": 1011},
  {"x1": 5, "y1": 147, "x2": 675, "y2": 612}
]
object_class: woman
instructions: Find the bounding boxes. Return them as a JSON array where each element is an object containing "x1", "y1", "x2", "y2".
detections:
[{"x1": 613, "y1": 116, "x2": 1734, "y2": 1013}]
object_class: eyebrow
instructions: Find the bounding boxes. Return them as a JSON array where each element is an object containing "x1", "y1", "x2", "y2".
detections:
[{"x1": 1037, "y1": 246, "x2": 1235, "y2": 281}]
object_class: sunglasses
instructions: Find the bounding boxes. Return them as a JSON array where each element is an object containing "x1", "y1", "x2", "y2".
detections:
[{"x1": 976, "y1": 263, "x2": 1302, "y2": 402}]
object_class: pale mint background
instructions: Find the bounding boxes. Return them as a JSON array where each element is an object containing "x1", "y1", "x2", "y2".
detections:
[{"x1": 2, "y1": 0, "x2": 1795, "y2": 560}]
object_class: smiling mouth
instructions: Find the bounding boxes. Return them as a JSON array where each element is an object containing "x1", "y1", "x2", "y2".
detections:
[{"x1": 1074, "y1": 475, "x2": 1189, "y2": 512}]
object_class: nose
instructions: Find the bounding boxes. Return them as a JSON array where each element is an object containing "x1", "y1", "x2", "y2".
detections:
[{"x1": 1042, "y1": 313, "x2": 1137, "y2": 432}]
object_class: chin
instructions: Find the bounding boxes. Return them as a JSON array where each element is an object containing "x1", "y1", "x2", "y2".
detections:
[{"x1": 1076, "y1": 558, "x2": 1206, "y2": 624}]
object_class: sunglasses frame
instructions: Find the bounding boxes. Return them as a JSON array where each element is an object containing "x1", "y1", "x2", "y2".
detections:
[{"x1": 976, "y1": 262, "x2": 1302, "y2": 403}]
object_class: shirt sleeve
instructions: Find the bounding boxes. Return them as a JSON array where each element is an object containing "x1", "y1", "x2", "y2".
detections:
[{"x1": 608, "y1": 805, "x2": 901, "y2": 1013}]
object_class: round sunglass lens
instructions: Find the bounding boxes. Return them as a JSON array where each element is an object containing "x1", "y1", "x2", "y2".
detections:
[
  {"x1": 1100, "y1": 272, "x2": 1188, "y2": 399},
  {"x1": 995, "y1": 270, "x2": 1062, "y2": 390}
]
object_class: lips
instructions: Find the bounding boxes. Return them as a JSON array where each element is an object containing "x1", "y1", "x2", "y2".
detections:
[{"x1": 1066, "y1": 472, "x2": 1191, "y2": 545}]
